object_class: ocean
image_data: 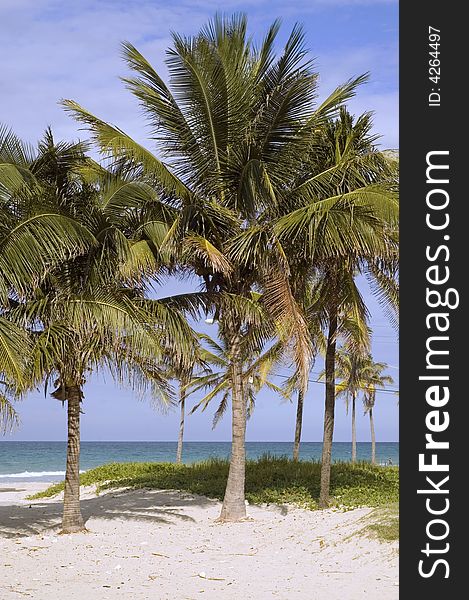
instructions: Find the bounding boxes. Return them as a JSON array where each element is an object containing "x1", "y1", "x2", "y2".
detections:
[{"x1": 0, "y1": 441, "x2": 399, "y2": 482}]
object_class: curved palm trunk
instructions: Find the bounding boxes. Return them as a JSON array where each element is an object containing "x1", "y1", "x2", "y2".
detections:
[
  {"x1": 61, "y1": 386, "x2": 85, "y2": 533},
  {"x1": 293, "y1": 389, "x2": 305, "y2": 461},
  {"x1": 319, "y1": 311, "x2": 338, "y2": 509},
  {"x1": 351, "y1": 394, "x2": 357, "y2": 464},
  {"x1": 176, "y1": 384, "x2": 186, "y2": 464},
  {"x1": 370, "y1": 408, "x2": 376, "y2": 465},
  {"x1": 219, "y1": 332, "x2": 247, "y2": 521}
]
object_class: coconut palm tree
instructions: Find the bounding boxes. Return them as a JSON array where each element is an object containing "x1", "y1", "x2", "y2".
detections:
[
  {"x1": 164, "y1": 353, "x2": 202, "y2": 464},
  {"x1": 187, "y1": 332, "x2": 286, "y2": 428},
  {"x1": 62, "y1": 14, "x2": 396, "y2": 521},
  {"x1": 309, "y1": 275, "x2": 373, "y2": 505},
  {"x1": 274, "y1": 109, "x2": 398, "y2": 507},
  {"x1": 2, "y1": 128, "x2": 197, "y2": 532},
  {"x1": 335, "y1": 346, "x2": 373, "y2": 463},
  {"x1": 361, "y1": 357, "x2": 394, "y2": 464}
]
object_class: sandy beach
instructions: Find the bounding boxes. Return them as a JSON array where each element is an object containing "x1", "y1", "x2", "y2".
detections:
[{"x1": 0, "y1": 482, "x2": 398, "y2": 600}]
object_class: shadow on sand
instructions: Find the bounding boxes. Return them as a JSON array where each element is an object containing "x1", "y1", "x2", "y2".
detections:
[{"x1": 0, "y1": 488, "x2": 216, "y2": 538}]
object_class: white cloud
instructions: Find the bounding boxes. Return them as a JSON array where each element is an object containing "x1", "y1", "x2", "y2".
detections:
[
  {"x1": 0, "y1": 0, "x2": 398, "y2": 149},
  {"x1": 0, "y1": 1, "x2": 207, "y2": 146}
]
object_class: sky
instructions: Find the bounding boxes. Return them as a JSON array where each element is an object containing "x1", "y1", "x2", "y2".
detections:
[{"x1": 1, "y1": 0, "x2": 399, "y2": 443}]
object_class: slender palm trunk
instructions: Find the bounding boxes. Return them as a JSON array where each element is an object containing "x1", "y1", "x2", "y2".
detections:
[
  {"x1": 351, "y1": 393, "x2": 357, "y2": 464},
  {"x1": 319, "y1": 311, "x2": 338, "y2": 509},
  {"x1": 61, "y1": 386, "x2": 85, "y2": 533},
  {"x1": 293, "y1": 389, "x2": 305, "y2": 461},
  {"x1": 176, "y1": 383, "x2": 186, "y2": 464},
  {"x1": 219, "y1": 332, "x2": 246, "y2": 521},
  {"x1": 370, "y1": 408, "x2": 376, "y2": 465}
]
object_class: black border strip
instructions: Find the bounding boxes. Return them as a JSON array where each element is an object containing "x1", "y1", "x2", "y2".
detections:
[{"x1": 400, "y1": 2, "x2": 464, "y2": 594}]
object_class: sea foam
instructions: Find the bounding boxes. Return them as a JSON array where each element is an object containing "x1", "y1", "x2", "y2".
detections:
[{"x1": 0, "y1": 470, "x2": 85, "y2": 478}]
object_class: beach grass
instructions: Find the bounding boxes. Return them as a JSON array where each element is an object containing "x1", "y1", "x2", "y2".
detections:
[
  {"x1": 364, "y1": 503, "x2": 399, "y2": 542},
  {"x1": 29, "y1": 456, "x2": 398, "y2": 511}
]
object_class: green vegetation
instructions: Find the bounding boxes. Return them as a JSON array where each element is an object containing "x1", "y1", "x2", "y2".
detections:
[
  {"x1": 363, "y1": 503, "x2": 399, "y2": 542},
  {"x1": 29, "y1": 457, "x2": 398, "y2": 511}
]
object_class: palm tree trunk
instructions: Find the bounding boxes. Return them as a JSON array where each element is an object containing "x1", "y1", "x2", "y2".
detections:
[
  {"x1": 176, "y1": 383, "x2": 186, "y2": 464},
  {"x1": 293, "y1": 389, "x2": 304, "y2": 461},
  {"x1": 370, "y1": 408, "x2": 376, "y2": 465},
  {"x1": 61, "y1": 386, "x2": 85, "y2": 533},
  {"x1": 219, "y1": 332, "x2": 246, "y2": 521},
  {"x1": 351, "y1": 393, "x2": 357, "y2": 464},
  {"x1": 319, "y1": 311, "x2": 338, "y2": 509}
]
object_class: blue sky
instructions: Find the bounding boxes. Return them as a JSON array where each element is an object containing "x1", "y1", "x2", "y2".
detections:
[{"x1": 1, "y1": 0, "x2": 398, "y2": 442}]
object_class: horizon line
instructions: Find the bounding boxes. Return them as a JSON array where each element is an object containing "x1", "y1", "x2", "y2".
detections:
[{"x1": 1, "y1": 439, "x2": 400, "y2": 443}]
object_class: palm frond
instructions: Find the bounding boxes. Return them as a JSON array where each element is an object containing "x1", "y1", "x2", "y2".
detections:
[
  {"x1": 61, "y1": 100, "x2": 193, "y2": 202},
  {"x1": 0, "y1": 390, "x2": 19, "y2": 433}
]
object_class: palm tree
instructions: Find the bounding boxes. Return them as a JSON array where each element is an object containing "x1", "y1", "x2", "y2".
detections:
[
  {"x1": 187, "y1": 333, "x2": 285, "y2": 428},
  {"x1": 62, "y1": 14, "x2": 394, "y2": 521},
  {"x1": 335, "y1": 346, "x2": 373, "y2": 463},
  {"x1": 2, "y1": 128, "x2": 197, "y2": 532},
  {"x1": 274, "y1": 109, "x2": 398, "y2": 507},
  {"x1": 314, "y1": 272, "x2": 374, "y2": 506},
  {"x1": 172, "y1": 328, "x2": 283, "y2": 464},
  {"x1": 165, "y1": 354, "x2": 202, "y2": 464},
  {"x1": 361, "y1": 357, "x2": 394, "y2": 464}
]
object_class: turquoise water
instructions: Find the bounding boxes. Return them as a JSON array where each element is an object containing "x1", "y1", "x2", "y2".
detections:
[{"x1": 0, "y1": 441, "x2": 398, "y2": 481}]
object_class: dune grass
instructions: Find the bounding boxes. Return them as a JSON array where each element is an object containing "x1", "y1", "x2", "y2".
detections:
[
  {"x1": 29, "y1": 456, "x2": 398, "y2": 510},
  {"x1": 364, "y1": 503, "x2": 399, "y2": 542}
]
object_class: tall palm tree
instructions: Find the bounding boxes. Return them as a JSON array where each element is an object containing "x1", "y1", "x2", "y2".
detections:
[
  {"x1": 164, "y1": 351, "x2": 203, "y2": 464},
  {"x1": 187, "y1": 332, "x2": 285, "y2": 428},
  {"x1": 361, "y1": 357, "x2": 394, "y2": 464},
  {"x1": 274, "y1": 109, "x2": 398, "y2": 507},
  {"x1": 335, "y1": 345, "x2": 373, "y2": 463},
  {"x1": 62, "y1": 14, "x2": 393, "y2": 520},
  {"x1": 312, "y1": 271, "x2": 373, "y2": 506}
]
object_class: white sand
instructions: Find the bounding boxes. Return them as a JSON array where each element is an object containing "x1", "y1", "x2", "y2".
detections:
[{"x1": 0, "y1": 482, "x2": 398, "y2": 600}]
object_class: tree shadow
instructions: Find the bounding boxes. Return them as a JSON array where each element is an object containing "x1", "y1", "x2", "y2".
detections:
[{"x1": 0, "y1": 488, "x2": 216, "y2": 539}]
